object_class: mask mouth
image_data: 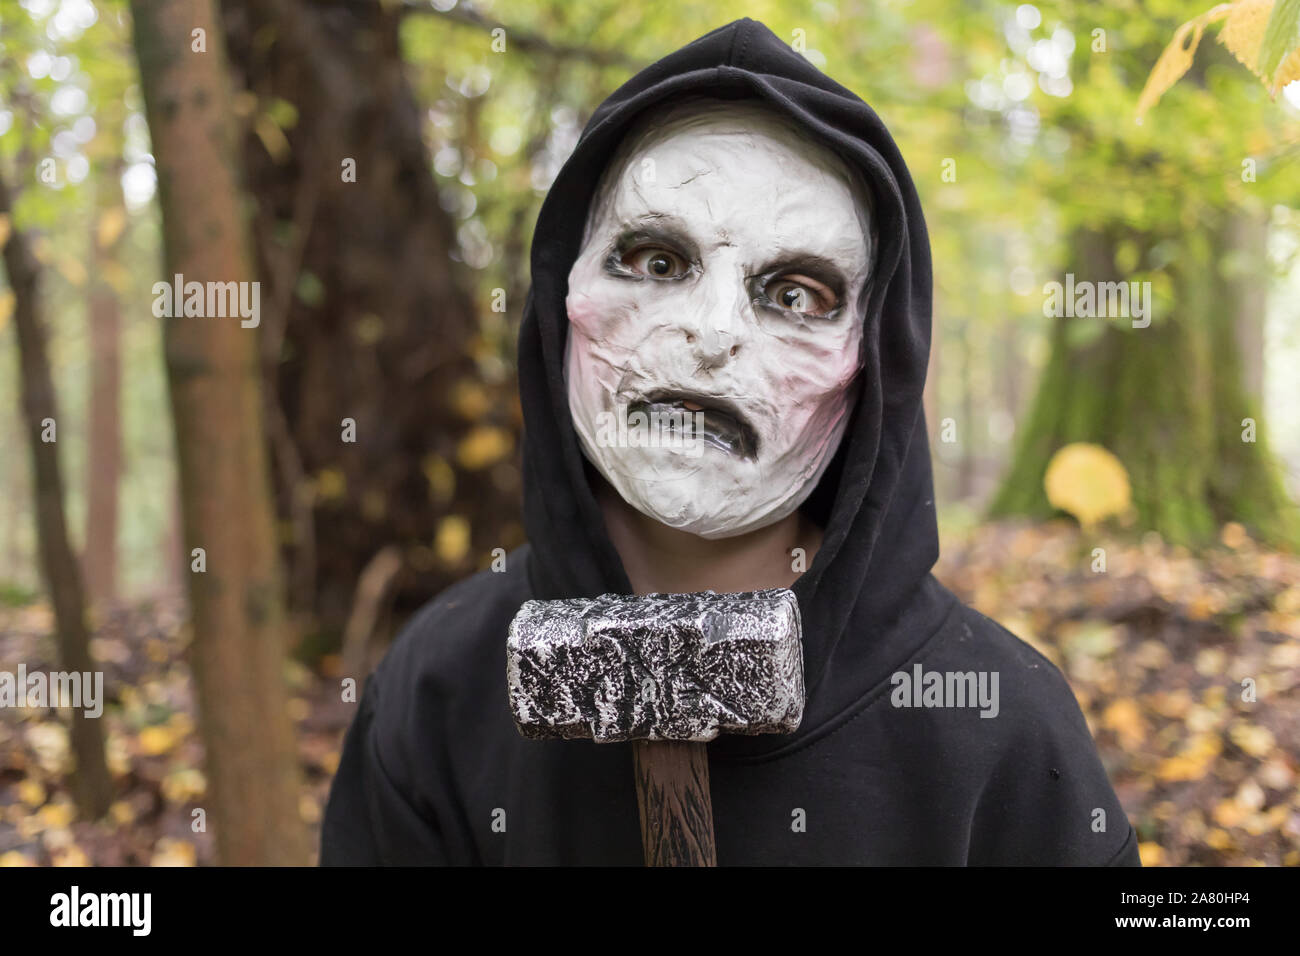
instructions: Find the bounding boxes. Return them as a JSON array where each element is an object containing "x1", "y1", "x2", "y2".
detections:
[{"x1": 628, "y1": 389, "x2": 759, "y2": 461}]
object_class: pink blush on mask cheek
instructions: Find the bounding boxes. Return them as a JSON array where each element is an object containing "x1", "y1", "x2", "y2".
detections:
[{"x1": 565, "y1": 291, "x2": 606, "y2": 336}]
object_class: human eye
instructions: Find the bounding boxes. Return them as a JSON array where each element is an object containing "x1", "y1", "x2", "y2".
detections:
[
  {"x1": 621, "y1": 245, "x2": 690, "y2": 278},
  {"x1": 763, "y1": 274, "x2": 839, "y2": 317}
]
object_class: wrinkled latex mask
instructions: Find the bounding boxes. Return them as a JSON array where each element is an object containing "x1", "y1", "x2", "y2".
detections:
[{"x1": 564, "y1": 99, "x2": 874, "y2": 539}]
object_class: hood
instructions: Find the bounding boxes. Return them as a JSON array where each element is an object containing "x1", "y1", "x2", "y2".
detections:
[{"x1": 518, "y1": 18, "x2": 944, "y2": 755}]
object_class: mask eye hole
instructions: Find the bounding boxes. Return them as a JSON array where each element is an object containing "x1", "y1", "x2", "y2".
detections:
[
  {"x1": 765, "y1": 275, "x2": 838, "y2": 317},
  {"x1": 622, "y1": 246, "x2": 688, "y2": 278}
]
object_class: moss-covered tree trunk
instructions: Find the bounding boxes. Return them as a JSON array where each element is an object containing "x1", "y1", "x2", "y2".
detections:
[
  {"x1": 991, "y1": 216, "x2": 1298, "y2": 547},
  {"x1": 130, "y1": 0, "x2": 309, "y2": 864}
]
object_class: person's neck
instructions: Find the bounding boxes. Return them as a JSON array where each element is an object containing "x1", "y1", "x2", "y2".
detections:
[{"x1": 596, "y1": 479, "x2": 823, "y2": 595}]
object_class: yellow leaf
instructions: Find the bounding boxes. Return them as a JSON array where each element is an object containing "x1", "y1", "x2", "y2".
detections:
[
  {"x1": 435, "y1": 515, "x2": 471, "y2": 566},
  {"x1": 451, "y1": 380, "x2": 492, "y2": 420},
  {"x1": 1187, "y1": 594, "x2": 1214, "y2": 620},
  {"x1": 38, "y1": 802, "x2": 75, "y2": 828},
  {"x1": 1219, "y1": 0, "x2": 1275, "y2": 71},
  {"x1": 1218, "y1": 0, "x2": 1300, "y2": 93},
  {"x1": 150, "y1": 838, "x2": 197, "y2": 867},
  {"x1": 1102, "y1": 698, "x2": 1147, "y2": 749},
  {"x1": 315, "y1": 467, "x2": 347, "y2": 502},
  {"x1": 456, "y1": 426, "x2": 513, "y2": 470},
  {"x1": 17, "y1": 778, "x2": 46, "y2": 807},
  {"x1": 1205, "y1": 828, "x2": 1233, "y2": 850},
  {"x1": 1273, "y1": 48, "x2": 1300, "y2": 90},
  {"x1": 1229, "y1": 722, "x2": 1275, "y2": 757},
  {"x1": 52, "y1": 845, "x2": 89, "y2": 867},
  {"x1": 1157, "y1": 733, "x2": 1222, "y2": 780},
  {"x1": 1043, "y1": 443, "x2": 1131, "y2": 527},
  {"x1": 138, "y1": 724, "x2": 177, "y2": 756},
  {"x1": 1220, "y1": 521, "x2": 1249, "y2": 549},
  {"x1": 253, "y1": 112, "x2": 292, "y2": 164},
  {"x1": 1138, "y1": 841, "x2": 1165, "y2": 865},
  {"x1": 423, "y1": 454, "x2": 456, "y2": 504},
  {"x1": 1195, "y1": 648, "x2": 1226, "y2": 677},
  {"x1": 109, "y1": 800, "x2": 136, "y2": 825},
  {"x1": 1137, "y1": 4, "x2": 1234, "y2": 119},
  {"x1": 1147, "y1": 688, "x2": 1192, "y2": 719},
  {"x1": 161, "y1": 768, "x2": 207, "y2": 803},
  {"x1": 96, "y1": 207, "x2": 127, "y2": 249},
  {"x1": 1213, "y1": 797, "x2": 1247, "y2": 827},
  {"x1": 0, "y1": 851, "x2": 33, "y2": 867}
]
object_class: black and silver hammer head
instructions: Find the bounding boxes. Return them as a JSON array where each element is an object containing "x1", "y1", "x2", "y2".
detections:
[{"x1": 506, "y1": 588, "x2": 804, "y2": 743}]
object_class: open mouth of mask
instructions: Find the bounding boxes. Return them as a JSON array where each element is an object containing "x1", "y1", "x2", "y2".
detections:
[{"x1": 626, "y1": 390, "x2": 760, "y2": 461}]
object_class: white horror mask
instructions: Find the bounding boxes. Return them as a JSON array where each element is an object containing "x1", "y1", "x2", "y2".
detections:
[{"x1": 564, "y1": 99, "x2": 874, "y2": 539}]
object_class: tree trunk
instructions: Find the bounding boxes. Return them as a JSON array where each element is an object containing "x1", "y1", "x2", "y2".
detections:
[
  {"x1": 991, "y1": 221, "x2": 1298, "y2": 547},
  {"x1": 219, "y1": 0, "x2": 523, "y2": 650},
  {"x1": 1225, "y1": 210, "x2": 1268, "y2": 403},
  {"x1": 83, "y1": 173, "x2": 124, "y2": 607},
  {"x1": 0, "y1": 172, "x2": 113, "y2": 820},
  {"x1": 130, "y1": 0, "x2": 309, "y2": 865}
]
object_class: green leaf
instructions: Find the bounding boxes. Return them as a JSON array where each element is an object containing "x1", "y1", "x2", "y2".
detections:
[{"x1": 1258, "y1": 0, "x2": 1300, "y2": 79}]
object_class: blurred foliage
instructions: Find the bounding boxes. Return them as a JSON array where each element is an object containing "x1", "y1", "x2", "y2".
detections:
[{"x1": 0, "y1": 0, "x2": 171, "y2": 599}]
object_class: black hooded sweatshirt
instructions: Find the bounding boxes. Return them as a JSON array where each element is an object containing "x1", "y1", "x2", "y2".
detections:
[{"x1": 321, "y1": 18, "x2": 1141, "y2": 867}]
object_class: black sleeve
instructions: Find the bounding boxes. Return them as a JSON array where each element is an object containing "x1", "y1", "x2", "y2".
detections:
[{"x1": 319, "y1": 675, "x2": 449, "y2": 866}]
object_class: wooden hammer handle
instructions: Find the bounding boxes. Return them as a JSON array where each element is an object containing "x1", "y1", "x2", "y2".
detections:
[{"x1": 631, "y1": 739, "x2": 717, "y2": 866}]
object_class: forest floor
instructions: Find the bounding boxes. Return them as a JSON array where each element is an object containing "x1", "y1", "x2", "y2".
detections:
[{"x1": 0, "y1": 519, "x2": 1297, "y2": 866}]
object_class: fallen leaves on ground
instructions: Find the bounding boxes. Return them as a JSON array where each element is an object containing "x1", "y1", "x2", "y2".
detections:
[
  {"x1": 0, "y1": 599, "x2": 343, "y2": 866},
  {"x1": 1, "y1": 518, "x2": 1295, "y2": 865},
  {"x1": 937, "y1": 519, "x2": 1300, "y2": 866}
]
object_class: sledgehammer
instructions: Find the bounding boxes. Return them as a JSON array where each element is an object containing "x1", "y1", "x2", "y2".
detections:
[{"x1": 506, "y1": 589, "x2": 804, "y2": 866}]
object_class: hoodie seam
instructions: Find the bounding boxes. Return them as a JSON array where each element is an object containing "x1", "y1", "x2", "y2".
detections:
[{"x1": 728, "y1": 19, "x2": 753, "y2": 69}]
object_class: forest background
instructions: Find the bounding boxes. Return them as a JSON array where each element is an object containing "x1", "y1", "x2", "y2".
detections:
[{"x1": 1, "y1": 0, "x2": 1299, "y2": 865}]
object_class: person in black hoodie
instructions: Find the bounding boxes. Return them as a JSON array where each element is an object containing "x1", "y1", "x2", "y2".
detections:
[{"x1": 320, "y1": 18, "x2": 1141, "y2": 866}]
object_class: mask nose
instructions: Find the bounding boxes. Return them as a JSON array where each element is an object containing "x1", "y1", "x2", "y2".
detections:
[{"x1": 679, "y1": 272, "x2": 747, "y2": 370}]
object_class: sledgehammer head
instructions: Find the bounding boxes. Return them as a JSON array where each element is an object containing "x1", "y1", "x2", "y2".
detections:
[{"x1": 507, "y1": 588, "x2": 804, "y2": 743}]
